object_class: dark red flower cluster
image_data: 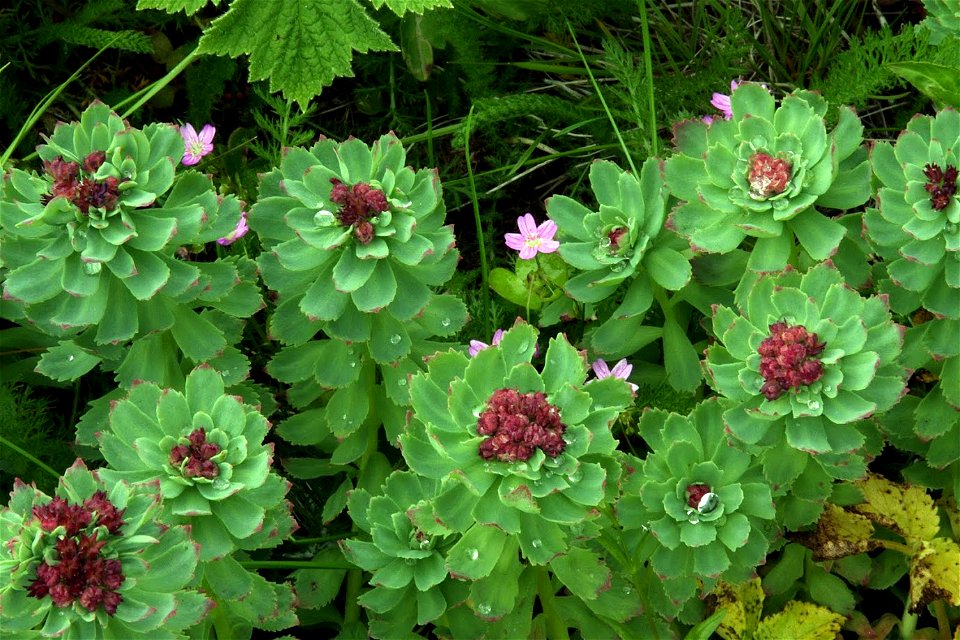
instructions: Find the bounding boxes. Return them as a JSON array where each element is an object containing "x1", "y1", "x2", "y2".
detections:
[
  {"x1": 476, "y1": 388, "x2": 566, "y2": 462},
  {"x1": 686, "y1": 483, "x2": 712, "y2": 509},
  {"x1": 923, "y1": 162, "x2": 958, "y2": 211},
  {"x1": 747, "y1": 152, "x2": 792, "y2": 199},
  {"x1": 607, "y1": 227, "x2": 628, "y2": 252},
  {"x1": 42, "y1": 151, "x2": 121, "y2": 214},
  {"x1": 27, "y1": 492, "x2": 127, "y2": 614},
  {"x1": 757, "y1": 322, "x2": 826, "y2": 400},
  {"x1": 169, "y1": 428, "x2": 222, "y2": 479},
  {"x1": 329, "y1": 178, "x2": 389, "y2": 245}
]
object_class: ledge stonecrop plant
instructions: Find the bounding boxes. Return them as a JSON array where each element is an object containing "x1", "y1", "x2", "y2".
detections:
[
  {"x1": 0, "y1": 102, "x2": 258, "y2": 382},
  {"x1": 865, "y1": 108, "x2": 959, "y2": 320},
  {"x1": 705, "y1": 262, "x2": 907, "y2": 483},
  {"x1": 546, "y1": 157, "x2": 688, "y2": 305},
  {"x1": 96, "y1": 366, "x2": 295, "y2": 562},
  {"x1": 664, "y1": 84, "x2": 871, "y2": 271},
  {"x1": 0, "y1": 460, "x2": 210, "y2": 638},
  {"x1": 618, "y1": 399, "x2": 777, "y2": 606},
  {"x1": 400, "y1": 324, "x2": 633, "y2": 566},
  {"x1": 340, "y1": 471, "x2": 459, "y2": 637},
  {"x1": 249, "y1": 132, "x2": 459, "y2": 362}
]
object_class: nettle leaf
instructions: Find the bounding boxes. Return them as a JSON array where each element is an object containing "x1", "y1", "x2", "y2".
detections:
[
  {"x1": 369, "y1": 0, "x2": 453, "y2": 16},
  {"x1": 198, "y1": 0, "x2": 397, "y2": 105},
  {"x1": 754, "y1": 601, "x2": 845, "y2": 640},
  {"x1": 910, "y1": 537, "x2": 960, "y2": 612},
  {"x1": 136, "y1": 0, "x2": 215, "y2": 14},
  {"x1": 851, "y1": 474, "x2": 939, "y2": 544},
  {"x1": 35, "y1": 340, "x2": 101, "y2": 381}
]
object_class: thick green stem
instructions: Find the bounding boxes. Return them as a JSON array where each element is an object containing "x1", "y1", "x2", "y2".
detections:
[
  {"x1": 0, "y1": 435, "x2": 60, "y2": 479},
  {"x1": 343, "y1": 363, "x2": 382, "y2": 626},
  {"x1": 536, "y1": 566, "x2": 569, "y2": 640},
  {"x1": 933, "y1": 600, "x2": 951, "y2": 640}
]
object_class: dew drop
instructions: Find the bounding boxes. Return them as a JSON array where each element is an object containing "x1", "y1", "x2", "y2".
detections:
[
  {"x1": 419, "y1": 539, "x2": 431, "y2": 550},
  {"x1": 389, "y1": 334, "x2": 402, "y2": 344},
  {"x1": 468, "y1": 548, "x2": 479, "y2": 561},
  {"x1": 67, "y1": 355, "x2": 74, "y2": 361},
  {"x1": 477, "y1": 603, "x2": 492, "y2": 616},
  {"x1": 349, "y1": 361, "x2": 357, "y2": 368},
  {"x1": 212, "y1": 477, "x2": 230, "y2": 491},
  {"x1": 569, "y1": 470, "x2": 582, "y2": 483},
  {"x1": 808, "y1": 400, "x2": 821, "y2": 411},
  {"x1": 342, "y1": 414, "x2": 350, "y2": 422},
  {"x1": 397, "y1": 378, "x2": 407, "y2": 386},
  {"x1": 622, "y1": 585, "x2": 633, "y2": 595},
  {"x1": 531, "y1": 539, "x2": 542, "y2": 548},
  {"x1": 440, "y1": 318, "x2": 451, "y2": 327}
]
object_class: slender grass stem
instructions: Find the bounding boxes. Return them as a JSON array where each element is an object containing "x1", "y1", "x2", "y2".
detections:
[
  {"x1": 636, "y1": 0, "x2": 659, "y2": 156},
  {"x1": 567, "y1": 22, "x2": 638, "y2": 176},
  {"x1": 118, "y1": 47, "x2": 201, "y2": 120},
  {"x1": 0, "y1": 435, "x2": 61, "y2": 479},
  {"x1": 289, "y1": 533, "x2": 348, "y2": 545},
  {"x1": 239, "y1": 559, "x2": 354, "y2": 570},
  {"x1": 463, "y1": 105, "x2": 491, "y2": 335}
]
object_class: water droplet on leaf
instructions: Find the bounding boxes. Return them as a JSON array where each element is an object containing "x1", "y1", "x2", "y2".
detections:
[
  {"x1": 808, "y1": 400, "x2": 821, "y2": 411},
  {"x1": 389, "y1": 334, "x2": 402, "y2": 344},
  {"x1": 468, "y1": 548, "x2": 479, "y2": 561},
  {"x1": 477, "y1": 603, "x2": 492, "y2": 615},
  {"x1": 67, "y1": 355, "x2": 74, "y2": 362},
  {"x1": 440, "y1": 318, "x2": 451, "y2": 327},
  {"x1": 212, "y1": 477, "x2": 230, "y2": 491},
  {"x1": 397, "y1": 378, "x2": 407, "y2": 387},
  {"x1": 531, "y1": 539, "x2": 542, "y2": 548}
]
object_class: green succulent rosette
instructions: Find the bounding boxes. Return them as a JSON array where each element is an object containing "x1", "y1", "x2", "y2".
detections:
[
  {"x1": 399, "y1": 324, "x2": 633, "y2": 568},
  {"x1": 547, "y1": 157, "x2": 689, "y2": 304},
  {"x1": 705, "y1": 262, "x2": 907, "y2": 479},
  {"x1": 0, "y1": 460, "x2": 211, "y2": 638},
  {"x1": 0, "y1": 102, "x2": 260, "y2": 380},
  {"x1": 665, "y1": 84, "x2": 871, "y2": 272},
  {"x1": 617, "y1": 399, "x2": 777, "y2": 600},
  {"x1": 249, "y1": 133, "x2": 460, "y2": 363},
  {"x1": 919, "y1": 0, "x2": 960, "y2": 44},
  {"x1": 96, "y1": 366, "x2": 295, "y2": 561},
  {"x1": 340, "y1": 470, "x2": 462, "y2": 636},
  {"x1": 865, "y1": 108, "x2": 960, "y2": 320}
]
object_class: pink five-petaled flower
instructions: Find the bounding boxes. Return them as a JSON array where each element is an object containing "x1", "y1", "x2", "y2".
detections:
[
  {"x1": 469, "y1": 329, "x2": 505, "y2": 357},
  {"x1": 504, "y1": 213, "x2": 559, "y2": 260},
  {"x1": 710, "y1": 80, "x2": 739, "y2": 120},
  {"x1": 180, "y1": 123, "x2": 216, "y2": 166},
  {"x1": 591, "y1": 358, "x2": 638, "y2": 393},
  {"x1": 217, "y1": 211, "x2": 249, "y2": 246}
]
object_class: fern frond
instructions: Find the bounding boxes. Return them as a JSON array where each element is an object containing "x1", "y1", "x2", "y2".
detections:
[{"x1": 38, "y1": 25, "x2": 154, "y2": 54}]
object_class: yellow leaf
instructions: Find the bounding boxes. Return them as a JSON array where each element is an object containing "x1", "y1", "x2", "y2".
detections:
[
  {"x1": 801, "y1": 503, "x2": 880, "y2": 560},
  {"x1": 853, "y1": 474, "x2": 939, "y2": 544},
  {"x1": 713, "y1": 578, "x2": 764, "y2": 640},
  {"x1": 755, "y1": 600, "x2": 845, "y2": 640},
  {"x1": 909, "y1": 537, "x2": 960, "y2": 613}
]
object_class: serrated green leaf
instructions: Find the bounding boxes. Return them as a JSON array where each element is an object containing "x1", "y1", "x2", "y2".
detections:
[
  {"x1": 550, "y1": 547, "x2": 610, "y2": 601},
  {"x1": 369, "y1": 0, "x2": 453, "y2": 16},
  {"x1": 197, "y1": 0, "x2": 397, "y2": 106},
  {"x1": 755, "y1": 600, "x2": 845, "y2": 640},
  {"x1": 35, "y1": 341, "x2": 101, "y2": 381}
]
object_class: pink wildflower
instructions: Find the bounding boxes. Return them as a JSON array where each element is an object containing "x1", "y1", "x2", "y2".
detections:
[
  {"x1": 591, "y1": 358, "x2": 638, "y2": 392},
  {"x1": 710, "y1": 80, "x2": 739, "y2": 120},
  {"x1": 180, "y1": 123, "x2": 215, "y2": 166},
  {"x1": 504, "y1": 213, "x2": 559, "y2": 260},
  {"x1": 217, "y1": 211, "x2": 249, "y2": 246},
  {"x1": 469, "y1": 329, "x2": 505, "y2": 357}
]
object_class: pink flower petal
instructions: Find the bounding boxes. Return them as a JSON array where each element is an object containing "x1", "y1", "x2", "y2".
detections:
[
  {"x1": 198, "y1": 124, "x2": 216, "y2": 144},
  {"x1": 518, "y1": 244, "x2": 538, "y2": 260},
  {"x1": 610, "y1": 359, "x2": 633, "y2": 379},
  {"x1": 468, "y1": 340, "x2": 488, "y2": 357},
  {"x1": 538, "y1": 239, "x2": 560, "y2": 254},
  {"x1": 537, "y1": 219, "x2": 558, "y2": 241},
  {"x1": 517, "y1": 213, "x2": 536, "y2": 236},
  {"x1": 592, "y1": 359, "x2": 611, "y2": 378},
  {"x1": 504, "y1": 232, "x2": 525, "y2": 251}
]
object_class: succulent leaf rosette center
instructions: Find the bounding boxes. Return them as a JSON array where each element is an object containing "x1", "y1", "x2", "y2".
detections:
[
  {"x1": 747, "y1": 151, "x2": 793, "y2": 200},
  {"x1": 329, "y1": 177, "x2": 390, "y2": 244},
  {"x1": 42, "y1": 151, "x2": 124, "y2": 218},
  {"x1": 923, "y1": 162, "x2": 958, "y2": 212},
  {"x1": 26, "y1": 493, "x2": 127, "y2": 615},
  {"x1": 757, "y1": 321, "x2": 826, "y2": 400},
  {"x1": 476, "y1": 388, "x2": 566, "y2": 462},
  {"x1": 169, "y1": 428, "x2": 224, "y2": 479}
]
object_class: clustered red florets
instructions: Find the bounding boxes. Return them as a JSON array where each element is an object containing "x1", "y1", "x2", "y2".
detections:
[
  {"x1": 757, "y1": 322, "x2": 826, "y2": 400},
  {"x1": 747, "y1": 151, "x2": 793, "y2": 199},
  {"x1": 476, "y1": 388, "x2": 566, "y2": 462},
  {"x1": 923, "y1": 163, "x2": 958, "y2": 211},
  {"x1": 42, "y1": 151, "x2": 122, "y2": 214},
  {"x1": 27, "y1": 491, "x2": 127, "y2": 615},
  {"x1": 329, "y1": 178, "x2": 390, "y2": 245},
  {"x1": 169, "y1": 428, "x2": 222, "y2": 479},
  {"x1": 685, "y1": 483, "x2": 712, "y2": 509}
]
